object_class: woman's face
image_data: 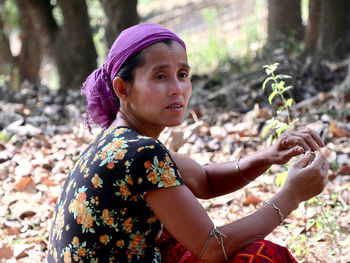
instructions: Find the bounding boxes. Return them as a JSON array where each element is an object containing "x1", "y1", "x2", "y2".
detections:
[{"x1": 126, "y1": 41, "x2": 192, "y2": 134}]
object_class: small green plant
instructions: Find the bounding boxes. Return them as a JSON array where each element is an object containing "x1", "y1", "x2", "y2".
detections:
[
  {"x1": 286, "y1": 193, "x2": 347, "y2": 261},
  {"x1": 0, "y1": 74, "x2": 8, "y2": 87},
  {"x1": 261, "y1": 63, "x2": 346, "y2": 261},
  {"x1": 261, "y1": 63, "x2": 295, "y2": 186},
  {"x1": 12, "y1": 67, "x2": 20, "y2": 91},
  {"x1": 287, "y1": 232, "x2": 308, "y2": 259},
  {"x1": 261, "y1": 63, "x2": 294, "y2": 146},
  {"x1": 306, "y1": 193, "x2": 345, "y2": 256},
  {"x1": 0, "y1": 132, "x2": 13, "y2": 143}
]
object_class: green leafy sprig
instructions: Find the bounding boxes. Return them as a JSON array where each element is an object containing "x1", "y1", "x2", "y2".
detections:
[{"x1": 261, "y1": 63, "x2": 295, "y2": 146}]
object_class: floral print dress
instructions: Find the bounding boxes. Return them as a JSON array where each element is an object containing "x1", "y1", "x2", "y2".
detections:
[{"x1": 48, "y1": 127, "x2": 184, "y2": 263}]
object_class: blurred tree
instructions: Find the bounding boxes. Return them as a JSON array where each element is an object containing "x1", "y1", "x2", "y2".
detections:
[
  {"x1": 267, "y1": 0, "x2": 303, "y2": 45},
  {"x1": 25, "y1": 0, "x2": 97, "y2": 90},
  {"x1": 0, "y1": 0, "x2": 97, "y2": 90},
  {"x1": 99, "y1": 0, "x2": 139, "y2": 47},
  {"x1": 268, "y1": 0, "x2": 350, "y2": 59},
  {"x1": 0, "y1": 13, "x2": 14, "y2": 75},
  {"x1": 16, "y1": 0, "x2": 43, "y2": 83},
  {"x1": 313, "y1": 0, "x2": 350, "y2": 57},
  {"x1": 1, "y1": 0, "x2": 140, "y2": 89},
  {"x1": 0, "y1": 0, "x2": 42, "y2": 83},
  {"x1": 305, "y1": 0, "x2": 320, "y2": 54}
]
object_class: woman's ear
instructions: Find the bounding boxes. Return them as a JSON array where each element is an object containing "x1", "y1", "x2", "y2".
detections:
[{"x1": 113, "y1": 77, "x2": 129, "y2": 102}]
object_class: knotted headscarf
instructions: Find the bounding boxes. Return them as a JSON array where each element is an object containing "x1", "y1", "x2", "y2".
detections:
[{"x1": 81, "y1": 23, "x2": 186, "y2": 131}]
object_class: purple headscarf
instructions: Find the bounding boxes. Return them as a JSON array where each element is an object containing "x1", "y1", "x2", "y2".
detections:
[{"x1": 81, "y1": 23, "x2": 186, "y2": 131}]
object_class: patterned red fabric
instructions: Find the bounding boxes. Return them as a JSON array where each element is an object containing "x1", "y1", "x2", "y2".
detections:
[{"x1": 159, "y1": 228, "x2": 298, "y2": 263}]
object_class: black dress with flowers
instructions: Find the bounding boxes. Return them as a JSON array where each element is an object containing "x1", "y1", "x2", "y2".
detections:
[{"x1": 48, "y1": 127, "x2": 184, "y2": 263}]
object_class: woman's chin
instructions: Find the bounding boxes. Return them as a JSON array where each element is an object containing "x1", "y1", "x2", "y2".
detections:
[{"x1": 165, "y1": 119, "x2": 184, "y2": 127}]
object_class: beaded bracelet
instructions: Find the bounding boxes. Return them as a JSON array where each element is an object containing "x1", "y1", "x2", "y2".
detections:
[
  {"x1": 263, "y1": 200, "x2": 284, "y2": 223},
  {"x1": 198, "y1": 227, "x2": 227, "y2": 261},
  {"x1": 235, "y1": 158, "x2": 251, "y2": 183}
]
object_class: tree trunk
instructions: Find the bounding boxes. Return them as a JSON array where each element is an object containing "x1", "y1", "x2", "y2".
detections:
[
  {"x1": 267, "y1": 0, "x2": 303, "y2": 45},
  {"x1": 99, "y1": 0, "x2": 139, "y2": 47},
  {"x1": 0, "y1": 14, "x2": 14, "y2": 75},
  {"x1": 22, "y1": 0, "x2": 97, "y2": 90},
  {"x1": 16, "y1": 0, "x2": 43, "y2": 83},
  {"x1": 305, "y1": 0, "x2": 321, "y2": 53},
  {"x1": 54, "y1": 0, "x2": 97, "y2": 89},
  {"x1": 316, "y1": 0, "x2": 350, "y2": 58}
]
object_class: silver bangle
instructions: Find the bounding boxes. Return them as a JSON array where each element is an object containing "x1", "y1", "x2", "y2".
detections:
[
  {"x1": 235, "y1": 158, "x2": 251, "y2": 183},
  {"x1": 263, "y1": 200, "x2": 284, "y2": 223}
]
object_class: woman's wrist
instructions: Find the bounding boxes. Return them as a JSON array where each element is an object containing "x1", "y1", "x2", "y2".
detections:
[
  {"x1": 253, "y1": 147, "x2": 275, "y2": 168},
  {"x1": 273, "y1": 187, "x2": 300, "y2": 212},
  {"x1": 261, "y1": 146, "x2": 278, "y2": 166}
]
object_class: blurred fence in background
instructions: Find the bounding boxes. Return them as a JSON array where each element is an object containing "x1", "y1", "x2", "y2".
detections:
[{"x1": 141, "y1": 0, "x2": 267, "y2": 73}]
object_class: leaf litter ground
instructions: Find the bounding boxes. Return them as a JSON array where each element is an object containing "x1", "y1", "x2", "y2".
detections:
[{"x1": 0, "y1": 85, "x2": 350, "y2": 262}]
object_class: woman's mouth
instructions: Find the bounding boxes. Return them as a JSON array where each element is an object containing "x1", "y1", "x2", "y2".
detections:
[{"x1": 166, "y1": 105, "x2": 183, "y2": 109}]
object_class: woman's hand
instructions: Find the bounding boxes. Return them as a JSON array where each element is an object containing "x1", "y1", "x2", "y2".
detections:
[
  {"x1": 266, "y1": 128, "x2": 325, "y2": 165},
  {"x1": 283, "y1": 151, "x2": 329, "y2": 204}
]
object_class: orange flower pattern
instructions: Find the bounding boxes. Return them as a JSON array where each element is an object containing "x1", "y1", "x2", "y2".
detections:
[{"x1": 48, "y1": 127, "x2": 183, "y2": 262}]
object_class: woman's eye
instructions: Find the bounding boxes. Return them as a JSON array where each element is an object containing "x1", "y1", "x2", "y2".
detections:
[
  {"x1": 179, "y1": 72, "x2": 188, "y2": 78},
  {"x1": 156, "y1": 74, "x2": 166, "y2": 79}
]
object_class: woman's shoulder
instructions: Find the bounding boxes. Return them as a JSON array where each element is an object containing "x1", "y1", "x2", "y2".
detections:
[{"x1": 99, "y1": 127, "x2": 168, "y2": 154}]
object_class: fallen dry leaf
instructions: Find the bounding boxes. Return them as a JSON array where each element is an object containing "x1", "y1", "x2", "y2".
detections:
[
  {"x1": 0, "y1": 246, "x2": 14, "y2": 259},
  {"x1": 14, "y1": 244, "x2": 35, "y2": 259},
  {"x1": 49, "y1": 196, "x2": 59, "y2": 204},
  {"x1": 243, "y1": 194, "x2": 262, "y2": 206},
  {"x1": 42, "y1": 176, "x2": 59, "y2": 187},
  {"x1": 5, "y1": 227, "x2": 21, "y2": 236},
  {"x1": 338, "y1": 163, "x2": 350, "y2": 175},
  {"x1": 330, "y1": 122, "x2": 350, "y2": 138},
  {"x1": 13, "y1": 176, "x2": 36, "y2": 192}
]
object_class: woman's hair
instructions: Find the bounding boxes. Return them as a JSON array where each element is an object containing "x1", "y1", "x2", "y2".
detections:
[
  {"x1": 81, "y1": 24, "x2": 186, "y2": 132},
  {"x1": 116, "y1": 51, "x2": 144, "y2": 83},
  {"x1": 116, "y1": 39, "x2": 173, "y2": 82}
]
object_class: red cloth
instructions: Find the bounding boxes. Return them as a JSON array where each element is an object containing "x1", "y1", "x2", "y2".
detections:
[{"x1": 159, "y1": 228, "x2": 298, "y2": 263}]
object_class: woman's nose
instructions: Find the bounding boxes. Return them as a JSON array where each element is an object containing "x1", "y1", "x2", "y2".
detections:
[{"x1": 169, "y1": 79, "x2": 183, "y2": 96}]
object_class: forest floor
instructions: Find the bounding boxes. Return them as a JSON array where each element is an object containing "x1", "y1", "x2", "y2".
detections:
[
  {"x1": 0, "y1": 52, "x2": 350, "y2": 263},
  {"x1": 1, "y1": 1, "x2": 350, "y2": 262}
]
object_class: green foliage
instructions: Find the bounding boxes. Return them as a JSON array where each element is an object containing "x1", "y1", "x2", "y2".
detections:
[
  {"x1": 0, "y1": 74, "x2": 8, "y2": 87},
  {"x1": 0, "y1": 132, "x2": 13, "y2": 142},
  {"x1": 50, "y1": 0, "x2": 63, "y2": 27},
  {"x1": 287, "y1": 233, "x2": 308, "y2": 258},
  {"x1": 86, "y1": 0, "x2": 107, "y2": 67},
  {"x1": 261, "y1": 63, "x2": 346, "y2": 260},
  {"x1": 301, "y1": 0, "x2": 309, "y2": 24},
  {"x1": 184, "y1": 7, "x2": 231, "y2": 74},
  {"x1": 279, "y1": 31, "x2": 305, "y2": 57},
  {"x1": 0, "y1": 0, "x2": 19, "y2": 30},
  {"x1": 274, "y1": 170, "x2": 288, "y2": 188},
  {"x1": 138, "y1": 0, "x2": 156, "y2": 4},
  {"x1": 286, "y1": 193, "x2": 347, "y2": 260},
  {"x1": 12, "y1": 67, "x2": 20, "y2": 90},
  {"x1": 261, "y1": 63, "x2": 294, "y2": 145},
  {"x1": 184, "y1": 1, "x2": 265, "y2": 75}
]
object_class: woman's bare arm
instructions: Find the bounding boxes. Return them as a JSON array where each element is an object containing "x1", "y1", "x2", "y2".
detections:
[
  {"x1": 171, "y1": 128, "x2": 324, "y2": 199},
  {"x1": 170, "y1": 148, "x2": 271, "y2": 199},
  {"x1": 145, "y1": 151, "x2": 328, "y2": 263}
]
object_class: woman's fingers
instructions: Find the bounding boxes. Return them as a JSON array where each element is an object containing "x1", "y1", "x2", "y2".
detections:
[
  {"x1": 281, "y1": 129, "x2": 324, "y2": 152},
  {"x1": 294, "y1": 132, "x2": 319, "y2": 151},
  {"x1": 287, "y1": 151, "x2": 329, "y2": 202},
  {"x1": 309, "y1": 151, "x2": 326, "y2": 168},
  {"x1": 294, "y1": 151, "x2": 315, "y2": 168},
  {"x1": 282, "y1": 135, "x2": 310, "y2": 152},
  {"x1": 300, "y1": 128, "x2": 325, "y2": 148}
]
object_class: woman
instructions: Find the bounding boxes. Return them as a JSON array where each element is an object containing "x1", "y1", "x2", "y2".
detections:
[{"x1": 48, "y1": 23, "x2": 329, "y2": 263}]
